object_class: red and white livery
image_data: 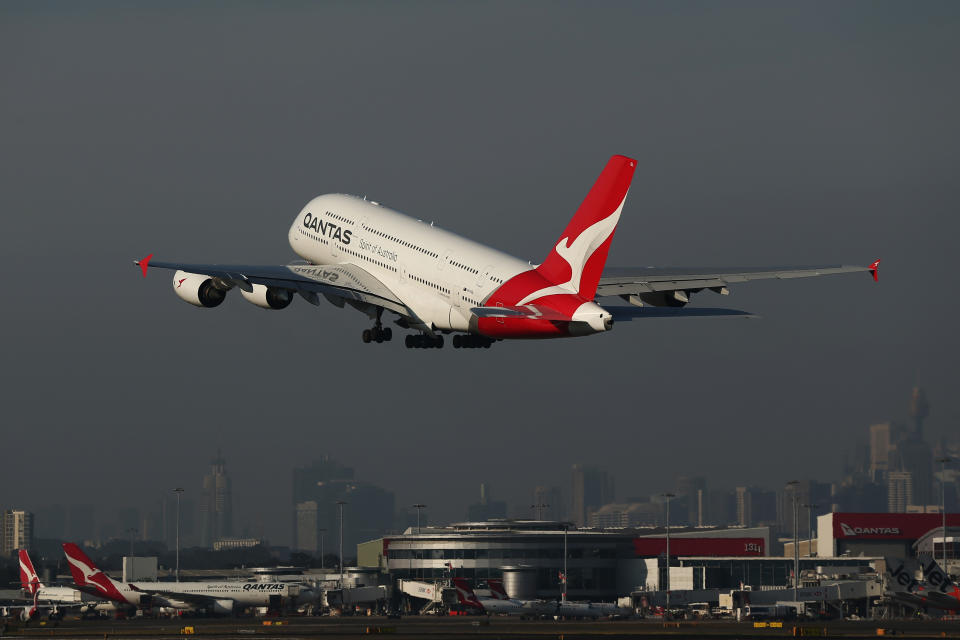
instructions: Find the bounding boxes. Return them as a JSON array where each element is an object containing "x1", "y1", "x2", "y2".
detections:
[{"x1": 136, "y1": 155, "x2": 878, "y2": 348}]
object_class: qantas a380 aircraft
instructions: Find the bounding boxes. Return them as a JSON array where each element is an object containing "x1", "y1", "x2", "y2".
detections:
[{"x1": 136, "y1": 155, "x2": 878, "y2": 349}]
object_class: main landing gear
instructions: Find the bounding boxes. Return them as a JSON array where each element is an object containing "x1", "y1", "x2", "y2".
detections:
[
  {"x1": 362, "y1": 310, "x2": 392, "y2": 343},
  {"x1": 405, "y1": 334, "x2": 444, "y2": 349},
  {"x1": 452, "y1": 334, "x2": 493, "y2": 349}
]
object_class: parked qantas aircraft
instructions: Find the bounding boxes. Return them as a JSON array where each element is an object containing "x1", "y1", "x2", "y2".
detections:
[
  {"x1": 63, "y1": 543, "x2": 296, "y2": 614},
  {"x1": 19, "y1": 550, "x2": 109, "y2": 613},
  {"x1": 135, "y1": 155, "x2": 878, "y2": 349}
]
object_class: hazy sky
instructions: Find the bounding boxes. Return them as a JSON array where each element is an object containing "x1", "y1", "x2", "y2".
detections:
[{"x1": 2, "y1": 1, "x2": 958, "y2": 544}]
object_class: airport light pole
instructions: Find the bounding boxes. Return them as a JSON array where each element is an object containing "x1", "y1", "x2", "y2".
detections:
[
  {"x1": 662, "y1": 493, "x2": 675, "y2": 614},
  {"x1": 412, "y1": 504, "x2": 426, "y2": 534},
  {"x1": 802, "y1": 504, "x2": 818, "y2": 557},
  {"x1": 938, "y1": 457, "x2": 952, "y2": 570},
  {"x1": 786, "y1": 481, "x2": 799, "y2": 601},
  {"x1": 530, "y1": 502, "x2": 549, "y2": 521},
  {"x1": 562, "y1": 523, "x2": 568, "y2": 604},
  {"x1": 173, "y1": 487, "x2": 184, "y2": 583},
  {"x1": 337, "y1": 500, "x2": 348, "y2": 587},
  {"x1": 318, "y1": 528, "x2": 327, "y2": 569}
]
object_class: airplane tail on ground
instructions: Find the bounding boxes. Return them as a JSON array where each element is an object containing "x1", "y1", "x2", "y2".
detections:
[
  {"x1": 62, "y1": 543, "x2": 127, "y2": 603},
  {"x1": 452, "y1": 577, "x2": 484, "y2": 610},
  {"x1": 18, "y1": 549, "x2": 43, "y2": 595},
  {"x1": 534, "y1": 154, "x2": 636, "y2": 301},
  {"x1": 486, "y1": 579, "x2": 509, "y2": 600}
]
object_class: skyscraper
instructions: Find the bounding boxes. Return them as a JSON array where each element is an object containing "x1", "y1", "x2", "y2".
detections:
[
  {"x1": 291, "y1": 457, "x2": 394, "y2": 557},
  {"x1": 888, "y1": 471, "x2": 913, "y2": 513},
  {"x1": 676, "y1": 476, "x2": 707, "y2": 526},
  {"x1": 200, "y1": 452, "x2": 233, "y2": 548},
  {"x1": 2, "y1": 510, "x2": 34, "y2": 554},
  {"x1": 571, "y1": 464, "x2": 614, "y2": 527}
]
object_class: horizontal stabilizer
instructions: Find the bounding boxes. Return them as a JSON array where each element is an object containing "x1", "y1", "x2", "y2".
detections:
[{"x1": 609, "y1": 306, "x2": 757, "y2": 321}]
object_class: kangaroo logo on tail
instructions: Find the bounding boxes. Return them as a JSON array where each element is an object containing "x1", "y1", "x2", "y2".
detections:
[
  {"x1": 452, "y1": 577, "x2": 484, "y2": 610},
  {"x1": 62, "y1": 543, "x2": 126, "y2": 602},
  {"x1": 486, "y1": 578, "x2": 509, "y2": 600},
  {"x1": 18, "y1": 550, "x2": 42, "y2": 596}
]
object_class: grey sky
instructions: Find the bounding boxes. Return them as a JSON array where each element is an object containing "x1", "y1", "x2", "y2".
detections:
[{"x1": 1, "y1": 1, "x2": 958, "y2": 543}]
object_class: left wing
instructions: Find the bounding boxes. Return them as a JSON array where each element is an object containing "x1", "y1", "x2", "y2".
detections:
[
  {"x1": 136, "y1": 257, "x2": 410, "y2": 316},
  {"x1": 597, "y1": 261, "x2": 879, "y2": 305}
]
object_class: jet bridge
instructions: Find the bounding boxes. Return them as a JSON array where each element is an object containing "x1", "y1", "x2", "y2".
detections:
[{"x1": 397, "y1": 580, "x2": 456, "y2": 615}]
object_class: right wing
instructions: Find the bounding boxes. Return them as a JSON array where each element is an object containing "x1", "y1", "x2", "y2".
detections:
[
  {"x1": 597, "y1": 261, "x2": 879, "y2": 304},
  {"x1": 137, "y1": 257, "x2": 410, "y2": 316}
]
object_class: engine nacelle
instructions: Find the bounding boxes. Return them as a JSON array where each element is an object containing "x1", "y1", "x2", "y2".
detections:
[
  {"x1": 173, "y1": 270, "x2": 229, "y2": 308},
  {"x1": 211, "y1": 599, "x2": 234, "y2": 614},
  {"x1": 240, "y1": 284, "x2": 294, "y2": 310}
]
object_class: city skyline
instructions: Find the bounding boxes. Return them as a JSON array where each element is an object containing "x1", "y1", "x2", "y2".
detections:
[{"x1": 6, "y1": 384, "x2": 956, "y2": 553}]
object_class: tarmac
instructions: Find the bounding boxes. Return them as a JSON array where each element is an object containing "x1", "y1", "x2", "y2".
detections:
[{"x1": 4, "y1": 616, "x2": 960, "y2": 640}]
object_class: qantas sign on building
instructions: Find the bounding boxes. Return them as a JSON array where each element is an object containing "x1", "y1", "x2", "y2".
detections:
[{"x1": 829, "y1": 513, "x2": 960, "y2": 540}]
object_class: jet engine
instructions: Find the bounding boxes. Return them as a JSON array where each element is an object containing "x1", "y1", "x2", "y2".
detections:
[
  {"x1": 173, "y1": 270, "x2": 230, "y2": 308},
  {"x1": 211, "y1": 599, "x2": 234, "y2": 614},
  {"x1": 240, "y1": 284, "x2": 294, "y2": 310}
]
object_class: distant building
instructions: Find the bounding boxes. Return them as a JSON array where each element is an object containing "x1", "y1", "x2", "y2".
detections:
[
  {"x1": 213, "y1": 537, "x2": 262, "y2": 551},
  {"x1": 676, "y1": 476, "x2": 707, "y2": 526},
  {"x1": 200, "y1": 452, "x2": 233, "y2": 548},
  {"x1": 869, "y1": 422, "x2": 895, "y2": 482},
  {"x1": 2, "y1": 509, "x2": 34, "y2": 555},
  {"x1": 291, "y1": 457, "x2": 394, "y2": 557},
  {"x1": 294, "y1": 501, "x2": 320, "y2": 554},
  {"x1": 466, "y1": 484, "x2": 506, "y2": 522},
  {"x1": 589, "y1": 501, "x2": 660, "y2": 527},
  {"x1": 736, "y1": 487, "x2": 752, "y2": 527},
  {"x1": 571, "y1": 464, "x2": 614, "y2": 527},
  {"x1": 888, "y1": 471, "x2": 913, "y2": 513}
]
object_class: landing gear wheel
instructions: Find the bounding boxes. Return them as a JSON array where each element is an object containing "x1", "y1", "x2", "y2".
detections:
[
  {"x1": 453, "y1": 335, "x2": 462, "y2": 348},
  {"x1": 435, "y1": 335, "x2": 444, "y2": 349},
  {"x1": 383, "y1": 327, "x2": 392, "y2": 341},
  {"x1": 405, "y1": 335, "x2": 414, "y2": 348},
  {"x1": 362, "y1": 329, "x2": 372, "y2": 343}
]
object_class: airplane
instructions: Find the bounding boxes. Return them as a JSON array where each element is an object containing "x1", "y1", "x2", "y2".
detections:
[
  {"x1": 19, "y1": 549, "x2": 110, "y2": 612},
  {"x1": 63, "y1": 543, "x2": 299, "y2": 615},
  {"x1": 452, "y1": 577, "x2": 525, "y2": 615},
  {"x1": 884, "y1": 556, "x2": 960, "y2": 612},
  {"x1": 134, "y1": 155, "x2": 878, "y2": 349}
]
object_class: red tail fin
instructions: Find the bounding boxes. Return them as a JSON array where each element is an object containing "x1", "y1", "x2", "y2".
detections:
[
  {"x1": 535, "y1": 155, "x2": 636, "y2": 300},
  {"x1": 452, "y1": 577, "x2": 484, "y2": 610},
  {"x1": 486, "y1": 578, "x2": 509, "y2": 600},
  {"x1": 18, "y1": 550, "x2": 41, "y2": 595},
  {"x1": 62, "y1": 543, "x2": 126, "y2": 603}
]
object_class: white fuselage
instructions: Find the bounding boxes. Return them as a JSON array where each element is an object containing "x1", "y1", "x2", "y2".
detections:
[
  {"x1": 287, "y1": 194, "x2": 532, "y2": 329},
  {"x1": 114, "y1": 581, "x2": 291, "y2": 609},
  {"x1": 35, "y1": 585, "x2": 102, "y2": 605}
]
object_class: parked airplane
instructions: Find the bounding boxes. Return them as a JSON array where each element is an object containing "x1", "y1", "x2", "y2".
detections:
[
  {"x1": 452, "y1": 578, "x2": 525, "y2": 615},
  {"x1": 885, "y1": 556, "x2": 960, "y2": 612},
  {"x1": 135, "y1": 155, "x2": 878, "y2": 349},
  {"x1": 20, "y1": 550, "x2": 107, "y2": 609},
  {"x1": 63, "y1": 543, "x2": 297, "y2": 614},
  {"x1": 488, "y1": 578, "x2": 628, "y2": 619}
]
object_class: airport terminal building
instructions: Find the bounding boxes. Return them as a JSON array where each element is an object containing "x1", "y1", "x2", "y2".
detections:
[{"x1": 358, "y1": 520, "x2": 772, "y2": 600}]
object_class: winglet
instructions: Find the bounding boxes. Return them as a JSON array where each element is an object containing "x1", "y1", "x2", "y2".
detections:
[
  {"x1": 868, "y1": 259, "x2": 880, "y2": 282},
  {"x1": 136, "y1": 254, "x2": 153, "y2": 278}
]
